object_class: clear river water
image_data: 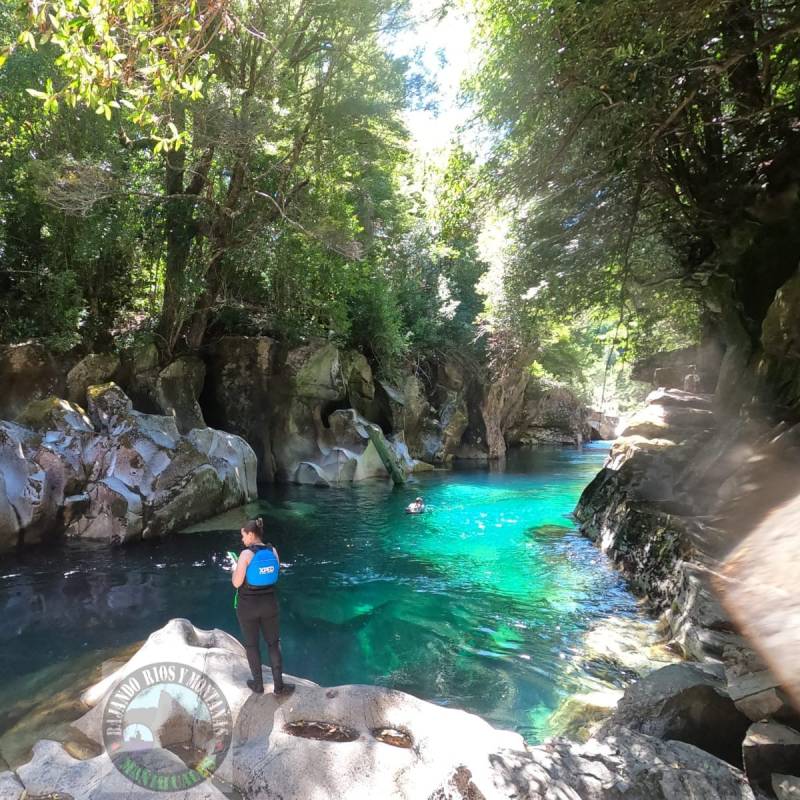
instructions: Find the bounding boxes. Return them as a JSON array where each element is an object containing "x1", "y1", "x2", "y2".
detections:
[{"x1": 0, "y1": 442, "x2": 649, "y2": 759}]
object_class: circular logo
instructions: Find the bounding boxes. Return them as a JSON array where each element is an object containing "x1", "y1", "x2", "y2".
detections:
[{"x1": 102, "y1": 662, "x2": 232, "y2": 791}]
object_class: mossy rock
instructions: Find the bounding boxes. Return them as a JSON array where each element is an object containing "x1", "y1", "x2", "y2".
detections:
[
  {"x1": 548, "y1": 690, "x2": 623, "y2": 742},
  {"x1": 15, "y1": 397, "x2": 93, "y2": 433}
]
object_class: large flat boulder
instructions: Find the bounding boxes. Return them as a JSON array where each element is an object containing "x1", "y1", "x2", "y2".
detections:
[
  {"x1": 645, "y1": 388, "x2": 714, "y2": 409},
  {"x1": 620, "y1": 403, "x2": 715, "y2": 440},
  {"x1": 9, "y1": 619, "x2": 763, "y2": 800}
]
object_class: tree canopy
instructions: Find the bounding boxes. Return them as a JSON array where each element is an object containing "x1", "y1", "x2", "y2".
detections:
[
  {"x1": 3, "y1": 0, "x2": 798, "y2": 404},
  {"x1": 467, "y1": 0, "x2": 800, "y2": 375}
]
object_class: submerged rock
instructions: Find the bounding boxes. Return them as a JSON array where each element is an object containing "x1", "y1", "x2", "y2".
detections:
[{"x1": 8, "y1": 619, "x2": 764, "y2": 800}]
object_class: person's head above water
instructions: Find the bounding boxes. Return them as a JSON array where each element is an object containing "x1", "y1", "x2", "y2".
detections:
[
  {"x1": 240, "y1": 517, "x2": 264, "y2": 547},
  {"x1": 416, "y1": 497, "x2": 423, "y2": 503}
]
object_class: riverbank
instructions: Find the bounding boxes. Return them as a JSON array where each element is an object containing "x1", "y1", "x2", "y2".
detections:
[
  {"x1": 1, "y1": 447, "x2": 659, "y2": 764},
  {"x1": 0, "y1": 338, "x2": 592, "y2": 555},
  {"x1": 1, "y1": 618, "x2": 761, "y2": 800},
  {"x1": 574, "y1": 387, "x2": 800, "y2": 796}
]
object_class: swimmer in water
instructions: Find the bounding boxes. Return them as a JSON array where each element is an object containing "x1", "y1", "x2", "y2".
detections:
[{"x1": 406, "y1": 497, "x2": 425, "y2": 514}]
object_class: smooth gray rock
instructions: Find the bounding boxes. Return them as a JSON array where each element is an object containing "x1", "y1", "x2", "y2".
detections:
[
  {"x1": 187, "y1": 427, "x2": 258, "y2": 506},
  {"x1": 620, "y1": 403, "x2": 715, "y2": 440},
  {"x1": 607, "y1": 662, "x2": 750, "y2": 766},
  {"x1": 728, "y1": 669, "x2": 797, "y2": 723},
  {"x1": 283, "y1": 408, "x2": 407, "y2": 485},
  {"x1": 0, "y1": 771, "x2": 23, "y2": 800},
  {"x1": 0, "y1": 384, "x2": 258, "y2": 550},
  {"x1": 0, "y1": 419, "x2": 84, "y2": 551},
  {"x1": 645, "y1": 388, "x2": 714, "y2": 409},
  {"x1": 18, "y1": 619, "x2": 762, "y2": 800},
  {"x1": 517, "y1": 725, "x2": 760, "y2": 800}
]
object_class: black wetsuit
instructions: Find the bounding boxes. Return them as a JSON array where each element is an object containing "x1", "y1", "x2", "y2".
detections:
[{"x1": 236, "y1": 543, "x2": 285, "y2": 691}]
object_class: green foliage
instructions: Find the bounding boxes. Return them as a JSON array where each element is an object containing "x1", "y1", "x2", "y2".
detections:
[
  {"x1": 467, "y1": 0, "x2": 800, "y2": 383},
  {"x1": 345, "y1": 274, "x2": 408, "y2": 373},
  {"x1": 6, "y1": 0, "x2": 219, "y2": 146},
  {"x1": 7, "y1": 0, "x2": 767, "y2": 400}
]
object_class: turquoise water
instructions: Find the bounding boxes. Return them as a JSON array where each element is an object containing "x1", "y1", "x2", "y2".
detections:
[{"x1": 0, "y1": 444, "x2": 641, "y2": 749}]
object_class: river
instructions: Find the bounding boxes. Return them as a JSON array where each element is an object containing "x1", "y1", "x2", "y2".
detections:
[{"x1": 0, "y1": 443, "x2": 651, "y2": 763}]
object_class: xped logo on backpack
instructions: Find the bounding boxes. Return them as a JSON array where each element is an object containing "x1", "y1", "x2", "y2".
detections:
[
  {"x1": 102, "y1": 661, "x2": 232, "y2": 791},
  {"x1": 246, "y1": 548, "x2": 280, "y2": 586}
]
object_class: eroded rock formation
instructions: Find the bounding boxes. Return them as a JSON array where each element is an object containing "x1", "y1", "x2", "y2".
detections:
[
  {"x1": 575, "y1": 367, "x2": 800, "y2": 793},
  {"x1": 3, "y1": 619, "x2": 763, "y2": 800},
  {"x1": 0, "y1": 386, "x2": 256, "y2": 553}
]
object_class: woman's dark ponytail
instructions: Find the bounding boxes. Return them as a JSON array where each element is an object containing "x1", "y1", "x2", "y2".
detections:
[{"x1": 243, "y1": 517, "x2": 264, "y2": 538}]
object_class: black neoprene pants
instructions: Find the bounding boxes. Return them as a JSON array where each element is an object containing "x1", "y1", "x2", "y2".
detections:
[{"x1": 236, "y1": 592, "x2": 284, "y2": 690}]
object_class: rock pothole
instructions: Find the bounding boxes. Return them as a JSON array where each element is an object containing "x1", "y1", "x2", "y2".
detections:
[
  {"x1": 284, "y1": 721, "x2": 359, "y2": 742},
  {"x1": 371, "y1": 727, "x2": 414, "y2": 748}
]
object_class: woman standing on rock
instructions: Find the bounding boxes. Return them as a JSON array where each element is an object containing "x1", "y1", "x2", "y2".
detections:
[{"x1": 231, "y1": 518, "x2": 294, "y2": 696}]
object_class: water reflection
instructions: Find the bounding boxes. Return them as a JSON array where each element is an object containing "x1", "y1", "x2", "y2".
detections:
[{"x1": 0, "y1": 444, "x2": 651, "y2": 747}]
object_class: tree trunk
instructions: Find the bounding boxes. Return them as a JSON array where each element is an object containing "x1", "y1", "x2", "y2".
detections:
[{"x1": 156, "y1": 106, "x2": 204, "y2": 356}]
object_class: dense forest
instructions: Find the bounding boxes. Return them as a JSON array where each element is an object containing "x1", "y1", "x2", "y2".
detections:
[{"x1": 2, "y1": 0, "x2": 798, "y2": 408}]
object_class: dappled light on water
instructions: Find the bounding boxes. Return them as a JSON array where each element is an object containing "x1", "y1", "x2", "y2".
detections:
[{"x1": 0, "y1": 444, "x2": 656, "y2": 747}]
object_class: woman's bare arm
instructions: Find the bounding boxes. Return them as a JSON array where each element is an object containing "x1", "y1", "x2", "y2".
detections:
[{"x1": 232, "y1": 549, "x2": 253, "y2": 588}]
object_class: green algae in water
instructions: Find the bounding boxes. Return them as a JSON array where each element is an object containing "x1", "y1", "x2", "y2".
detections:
[{"x1": 0, "y1": 445, "x2": 653, "y2": 752}]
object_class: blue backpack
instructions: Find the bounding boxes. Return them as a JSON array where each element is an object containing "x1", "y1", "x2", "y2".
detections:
[{"x1": 245, "y1": 545, "x2": 280, "y2": 587}]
